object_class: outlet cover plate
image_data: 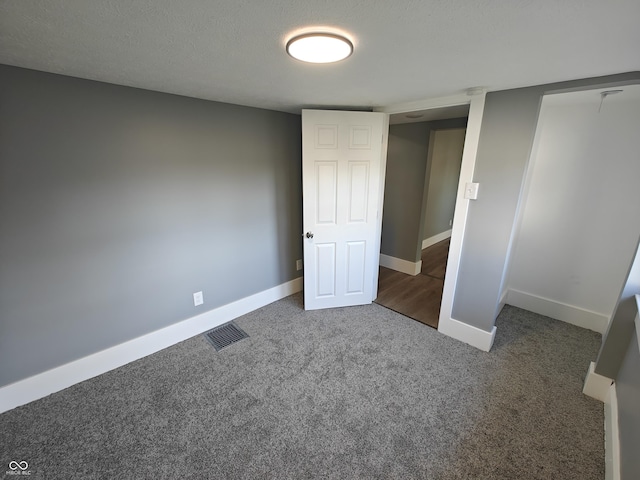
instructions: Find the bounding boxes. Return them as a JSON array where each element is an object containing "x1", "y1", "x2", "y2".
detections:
[
  {"x1": 193, "y1": 291, "x2": 204, "y2": 306},
  {"x1": 464, "y1": 182, "x2": 479, "y2": 200}
]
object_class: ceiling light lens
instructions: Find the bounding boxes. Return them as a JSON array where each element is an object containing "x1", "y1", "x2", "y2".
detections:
[{"x1": 287, "y1": 34, "x2": 353, "y2": 63}]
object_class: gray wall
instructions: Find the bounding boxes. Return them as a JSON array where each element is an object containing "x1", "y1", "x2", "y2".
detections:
[
  {"x1": 452, "y1": 72, "x2": 640, "y2": 333},
  {"x1": 452, "y1": 88, "x2": 543, "y2": 331},
  {"x1": 422, "y1": 128, "x2": 466, "y2": 240},
  {"x1": 616, "y1": 317, "x2": 640, "y2": 480},
  {"x1": 381, "y1": 118, "x2": 467, "y2": 263},
  {"x1": 0, "y1": 65, "x2": 302, "y2": 387},
  {"x1": 381, "y1": 122, "x2": 430, "y2": 262},
  {"x1": 507, "y1": 89, "x2": 640, "y2": 324}
]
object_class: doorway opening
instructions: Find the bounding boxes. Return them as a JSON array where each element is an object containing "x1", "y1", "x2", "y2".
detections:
[
  {"x1": 375, "y1": 105, "x2": 470, "y2": 328},
  {"x1": 502, "y1": 84, "x2": 640, "y2": 334}
]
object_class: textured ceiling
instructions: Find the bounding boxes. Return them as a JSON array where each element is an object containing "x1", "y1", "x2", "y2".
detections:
[{"x1": 1, "y1": 1, "x2": 639, "y2": 113}]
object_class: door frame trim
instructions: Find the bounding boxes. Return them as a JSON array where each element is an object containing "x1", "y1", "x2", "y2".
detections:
[
  {"x1": 376, "y1": 92, "x2": 495, "y2": 351},
  {"x1": 371, "y1": 114, "x2": 390, "y2": 299}
]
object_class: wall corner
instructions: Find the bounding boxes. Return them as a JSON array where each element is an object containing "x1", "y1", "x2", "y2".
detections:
[{"x1": 583, "y1": 361, "x2": 614, "y2": 402}]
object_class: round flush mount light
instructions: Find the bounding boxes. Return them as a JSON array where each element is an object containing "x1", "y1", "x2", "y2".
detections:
[
  {"x1": 286, "y1": 33, "x2": 353, "y2": 63},
  {"x1": 466, "y1": 86, "x2": 486, "y2": 96},
  {"x1": 406, "y1": 113, "x2": 424, "y2": 119}
]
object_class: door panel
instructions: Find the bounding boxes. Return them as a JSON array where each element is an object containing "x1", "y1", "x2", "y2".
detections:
[
  {"x1": 347, "y1": 162, "x2": 369, "y2": 223},
  {"x1": 346, "y1": 241, "x2": 366, "y2": 294},
  {"x1": 316, "y1": 162, "x2": 337, "y2": 224},
  {"x1": 302, "y1": 110, "x2": 388, "y2": 310},
  {"x1": 315, "y1": 243, "x2": 336, "y2": 297}
]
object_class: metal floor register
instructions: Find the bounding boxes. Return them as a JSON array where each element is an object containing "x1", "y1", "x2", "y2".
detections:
[{"x1": 204, "y1": 322, "x2": 249, "y2": 351}]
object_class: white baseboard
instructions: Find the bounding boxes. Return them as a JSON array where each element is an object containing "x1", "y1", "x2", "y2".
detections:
[
  {"x1": 379, "y1": 254, "x2": 422, "y2": 276},
  {"x1": 583, "y1": 361, "x2": 613, "y2": 402},
  {"x1": 0, "y1": 277, "x2": 303, "y2": 414},
  {"x1": 422, "y1": 229, "x2": 452, "y2": 250},
  {"x1": 604, "y1": 383, "x2": 621, "y2": 480},
  {"x1": 506, "y1": 289, "x2": 609, "y2": 334},
  {"x1": 437, "y1": 316, "x2": 497, "y2": 352}
]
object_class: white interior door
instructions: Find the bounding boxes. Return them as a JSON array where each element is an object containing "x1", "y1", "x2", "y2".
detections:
[{"x1": 302, "y1": 109, "x2": 389, "y2": 310}]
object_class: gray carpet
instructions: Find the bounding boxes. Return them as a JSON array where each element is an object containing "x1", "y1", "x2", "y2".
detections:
[{"x1": 1, "y1": 294, "x2": 604, "y2": 479}]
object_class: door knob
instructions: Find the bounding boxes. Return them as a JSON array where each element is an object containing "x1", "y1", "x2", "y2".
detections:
[{"x1": 306, "y1": 232, "x2": 314, "y2": 239}]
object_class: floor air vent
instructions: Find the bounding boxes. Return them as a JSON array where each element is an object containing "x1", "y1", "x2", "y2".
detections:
[{"x1": 204, "y1": 322, "x2": 249, "y2": 351}]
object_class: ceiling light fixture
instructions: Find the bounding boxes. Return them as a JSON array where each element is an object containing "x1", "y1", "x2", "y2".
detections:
[
  {"x1": 598, "y1": 89, "x2": 623, "y2": 113},
  {"x1": 286, "y1": 33, "x2": 353, "y2": 63},
  {"x1": 466, "y1": 86, "x2": 486, "y2": 96},
  {"x1": 406, "y1": 113, "x2": 424, "y2": 119}
]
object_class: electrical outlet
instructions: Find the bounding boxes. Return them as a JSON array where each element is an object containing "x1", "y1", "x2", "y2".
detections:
[
  {"x1": 193, "y1": 291, "x2": 204, "y2": 306},
  {"x1": 449, "y1": 219, "x2": 453, "y2": 227},
  {"x1": 464, "y1": 182, "x2": 479, "y2": 200},
  {"x1": 296, "y1": 259, "x2": 303, "y2": 271}
]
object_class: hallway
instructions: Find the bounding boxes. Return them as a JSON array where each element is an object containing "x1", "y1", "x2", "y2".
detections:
[{"x1": 375, "y1": 238, "x2": 449, "y2": 328}]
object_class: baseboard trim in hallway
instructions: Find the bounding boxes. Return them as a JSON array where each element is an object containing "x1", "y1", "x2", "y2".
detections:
[
  {"x1": 422, "y1": 229, "x2": 452, "y2": 250},
  {"x1": 379, "y1": 254, "x2": 422, "y2": 276},
  {"x1": 0, "y1": 277, "x2": 303, "y2": 414}
]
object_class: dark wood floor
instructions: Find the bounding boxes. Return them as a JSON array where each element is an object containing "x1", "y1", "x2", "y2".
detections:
[{"x1": 375, "y1": 238, "x2": 450, "y2": 329}]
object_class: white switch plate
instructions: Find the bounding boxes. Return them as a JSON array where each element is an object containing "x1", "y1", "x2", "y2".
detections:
[
  {"x1": 296, "y1": 259, "x2": 303, "y2": 271},
  {"x1": 193, "y1": 291, "x2": 204, "y2": 306},
  {"x1": 464, "y1": 182, "x2": 479, "y2": 200}
]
